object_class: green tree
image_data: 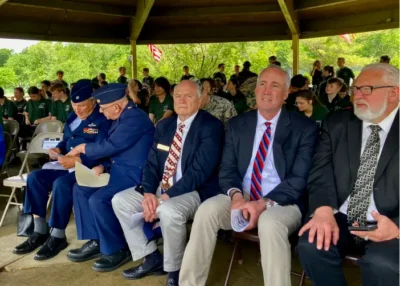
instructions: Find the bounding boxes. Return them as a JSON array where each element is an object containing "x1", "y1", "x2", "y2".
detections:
[
  {"x1": 0, "y1": 49, "x2": 12, "y2": 67},
  {"x1": 0, "y1": 67, "x2": 17, "y2": 88}
]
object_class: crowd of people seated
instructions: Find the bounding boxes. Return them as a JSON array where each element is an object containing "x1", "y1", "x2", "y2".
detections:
[{"x1": 0, "y1": 54, "x2": 398, "y2": 286}]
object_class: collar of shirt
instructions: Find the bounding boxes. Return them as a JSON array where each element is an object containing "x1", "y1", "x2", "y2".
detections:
[
  {"x1": 177, "y1": 111, "x2": 198, "y2": 133},
  {"x1": 362, "y1": 104, "x2": 399, "y2": 135},
  {"x1": 256, "y1": 108, "x2": 282, "y2": 135}
]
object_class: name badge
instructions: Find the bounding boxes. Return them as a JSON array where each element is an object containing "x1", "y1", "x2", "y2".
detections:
[{"x1": 157, "y1": 144, "x2": 169, "y2": 152}]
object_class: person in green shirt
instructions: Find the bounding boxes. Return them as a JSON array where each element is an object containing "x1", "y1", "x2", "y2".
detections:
[
  {"x1": 225, "y1": 78, "x2": 249, "y2": 115},
  {"x1": 295, "y1": 90, "x2": 329, "y2": 126},
  {"x1": 49, "y1": 82, "x2": 72, "y2": 123},
  {"x1": 149, "y1": 77, "x2": 174, "y2": 124},
  {"x1": 336, "y1": 57, "x2": 355, "y2": 86},
  {"x1": 0, "y1": 87, "x2": 17, "y2": 121},
  {"x1": 13, "y1": 87, "x2": 27, "y2": 124},
  {"x1": 18, "y1": 87, "x2": 51, "y2": 148}
]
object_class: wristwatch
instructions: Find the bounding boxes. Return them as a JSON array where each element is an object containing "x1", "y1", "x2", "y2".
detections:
[{"x1": 262, "y1": 197, "x2": 275, "y2": 208}]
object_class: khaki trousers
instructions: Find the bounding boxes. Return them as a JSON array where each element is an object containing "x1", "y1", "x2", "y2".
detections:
[
  {"x1": 111, "y1": 187, "x2": 201, "y2": 272},
  {"x1": 179, "y1": 194, "x2": 302, "y2": 286}
]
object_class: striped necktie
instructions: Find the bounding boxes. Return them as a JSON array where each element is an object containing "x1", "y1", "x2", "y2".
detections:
[
  {"x1": 161, "y1": 122, "x2": 185, "y2": 193},
  {"x1": 250, "y1": 122, "x2": 272, "y2": 201}
]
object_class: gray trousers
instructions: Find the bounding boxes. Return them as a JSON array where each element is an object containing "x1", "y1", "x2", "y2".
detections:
[
  {"x1": 179, "y1": 194, "x2": 302, "y2": 286},
  {"x1": 111, "y1": 187, "x2": 200, "y2": 272}
]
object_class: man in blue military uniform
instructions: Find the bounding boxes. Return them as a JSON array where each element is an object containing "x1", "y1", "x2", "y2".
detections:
[
  {"x1": 66, "y1": 83, "x2": 155, "y2": 272},
  {"x1": 13, "y1": 79, "x2": 111, "y2": 260}
]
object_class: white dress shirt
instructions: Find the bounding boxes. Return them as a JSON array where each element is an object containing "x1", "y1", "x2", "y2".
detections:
[
  {"x1": 339, "y1": 105, "x2": 399, "y2": 221},
  {"x1": 163, "y1": 112, "x2": 198, "y2": 184},
  {"x1": 241, "y1": 109, "x2": 282, "y2": 197}
]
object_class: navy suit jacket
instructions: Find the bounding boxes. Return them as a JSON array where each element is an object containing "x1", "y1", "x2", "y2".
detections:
[
  {"x1": 219, "y1": 108, "x2": 319, "y2": 210},
  {"x1": 57, "y1": 106, "x2": 111, "y2": 168},
  {"x1": 308, "y1": 110, "x2": 399, "y2": 225},
  {"x1": 142, "y1": 110, "x2": 224, "y2": 202},
  {"x1": 85, "y1": 102, "x2": 155, "y2": 186}
]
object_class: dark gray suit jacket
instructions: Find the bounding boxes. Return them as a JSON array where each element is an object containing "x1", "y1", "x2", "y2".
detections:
[
  {"x1": 307, "y1": 109, "x2": 399, "y2": 226},
  {"x1": 219, "y1": 108, "x2": 319, "y2": 210}
]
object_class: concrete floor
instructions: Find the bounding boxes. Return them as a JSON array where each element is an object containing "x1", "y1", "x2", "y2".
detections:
[{"x1": 0, "y1": 165, "x2": 362, "y2": 286}]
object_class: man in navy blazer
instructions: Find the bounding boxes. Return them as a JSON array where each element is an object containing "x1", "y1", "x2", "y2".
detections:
[
  {"x1": 112, "y1": 80, "x2": 224, "y2": 285},
  {"x1": 180, "y1": 65, "x2": 319, "y2": 286}
]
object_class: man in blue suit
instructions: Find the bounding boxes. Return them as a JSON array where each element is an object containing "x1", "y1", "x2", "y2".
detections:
[
  {"x1": 13, "y1": 79, "x2": 111, "y2": 260},
  {"x1": 66, "y1": 84, "x2": 155, "y2": 272},
  {"x1": 111, "y1": 80, "x2": 224, "y2": 285},
  {"x1": 180, "y1": 65, "x2": 319, "y2": 286}
]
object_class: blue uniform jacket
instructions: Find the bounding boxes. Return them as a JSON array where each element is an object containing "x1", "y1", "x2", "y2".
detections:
[
  {"x1": 85, "y1": 102, "x2": 155, "y2": 179},
  {"x1": 57, "y1": 106, "x2": 111, "y2": 168},
  {"x1": 142, "y1": 110, "x2": 224, "y2": 202}
]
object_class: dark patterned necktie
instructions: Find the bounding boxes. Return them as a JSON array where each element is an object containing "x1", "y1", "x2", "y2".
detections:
[{"x1": 347, "y1": 125, "x2": 381, "y2": 243}]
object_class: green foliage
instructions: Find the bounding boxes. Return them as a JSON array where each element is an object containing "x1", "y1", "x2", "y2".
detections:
[
  {"x1": 0, "y1": 29, "x2": 398, "y2": 88},
  {"x1": 0, "y1": 49, "x2": 12, "y2": 67},
  {"x1": 0, "y1": 66, "x2": 17, "y2": 88}
]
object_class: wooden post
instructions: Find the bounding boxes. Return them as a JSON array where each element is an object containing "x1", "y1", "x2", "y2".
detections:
[
  {"x1": 292, "y1": 33, "x2": 299, "y2": 75},
  {"x1": 130, "y1": 40, "x2": 137, "y2": 79}
]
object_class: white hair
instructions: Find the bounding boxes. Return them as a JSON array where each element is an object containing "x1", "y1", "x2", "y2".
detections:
[
  {"x1": 175, "y1": 80, "x2": 202, "y2": 98},
  {"x1": 361, "y1": 63, "x2": 399, "y2": 86},
  {"x1": 257, "y1": 65, "x2": 291, "y2": 90}
]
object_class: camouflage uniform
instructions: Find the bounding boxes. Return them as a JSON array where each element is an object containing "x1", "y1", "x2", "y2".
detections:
[
  {"x1": 239, "y1": 76, "x2": 258, "y2": 109},
  {"x1": 202, "y1": 95, "x2": 237, "y2": 126}
]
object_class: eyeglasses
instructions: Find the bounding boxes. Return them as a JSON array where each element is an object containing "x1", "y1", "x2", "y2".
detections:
[
  {"x1": 99, "y1": 103, "x2": 117, "y2": 112},
  {"x1": 349, "y1": 85, "x2": 394, "y2": 96}
]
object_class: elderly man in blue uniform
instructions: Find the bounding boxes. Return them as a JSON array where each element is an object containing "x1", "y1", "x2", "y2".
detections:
[
  {"x1": 111, "y1": 80, "x2": 224, "y2": 285},
  {"x1": 13, "y1": 79, "x2": 111, "y2": 260},
  {"x1": 66, "y1": 83, "x2": 155, "y2": 272}
]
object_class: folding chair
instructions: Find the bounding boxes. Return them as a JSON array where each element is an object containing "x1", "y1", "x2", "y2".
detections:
[
  {"x1": 0, "y1": 132, "x2": 13, "y2": 177},
  {"x1": 3, "y1": 119, "x2": 20, "y2": 147},
  {"x1": 0, "y1": 132, "x2": 63, "y2": 227},
  {"x1": 32, "y1": 120, "x2": 64, "y2": 137},
  {"x1": 18, "y1": 120, "x2": 64, "y2": 172},
  {"x1": 19, "y1": 120, "x2": 64, "y2": 152}
]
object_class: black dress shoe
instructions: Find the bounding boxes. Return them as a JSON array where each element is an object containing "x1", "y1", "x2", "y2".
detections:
[
  {"x1": 166, "y1": 278, "x2": 179, "y2": 286},
  {"x1": 34, "y1": 236, "x2": 68, "y2": 261},
  {"x1": 122, "y1": 261, "x2": 165, "y2": 280},
  {"x1": 92, "y1": 249, "x2": 132, "y2": 272},
  {"x1": 67, "y1": 240, "x2": 101, "y2": 262},
  {"x1": 13, "y1": 232, "x2": 49, "y2": 255}
]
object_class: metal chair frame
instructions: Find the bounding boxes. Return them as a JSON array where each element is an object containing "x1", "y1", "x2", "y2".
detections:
[{"x1": 0, "y1": 132, "x2": 63, "y2": 227}]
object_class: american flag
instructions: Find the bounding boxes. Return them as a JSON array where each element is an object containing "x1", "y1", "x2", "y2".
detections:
[{"x1": 147, "y1": 44, "x2": 163, "y2": 62}]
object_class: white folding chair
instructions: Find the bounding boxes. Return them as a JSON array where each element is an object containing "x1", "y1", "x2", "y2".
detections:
[
  {"x1": 17, "y1": 120, "x2": 64, "y2": 172},
  {"x1": 0, "y1": 132, "x2": 63, "y2": 227}
]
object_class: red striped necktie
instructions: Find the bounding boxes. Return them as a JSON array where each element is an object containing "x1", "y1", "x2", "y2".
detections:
[
  {"x1": 250, "y1": 122, "x2": 272, "y2": 201},
  {"x1": 161, "y1": 122, "x2": 185, "y2": 192}
]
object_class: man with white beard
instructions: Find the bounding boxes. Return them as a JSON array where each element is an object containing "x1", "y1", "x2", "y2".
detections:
[{"x1": 297, "y1": 63, "x2": 399, "y2": 286}]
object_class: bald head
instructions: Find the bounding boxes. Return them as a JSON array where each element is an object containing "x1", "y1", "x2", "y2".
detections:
[
  {"x1": 173, "y1": 80, "x2": 202, "y2": 121},
  {"x1": 175, "y1": 80, "x2": 202, "y2": 98}
]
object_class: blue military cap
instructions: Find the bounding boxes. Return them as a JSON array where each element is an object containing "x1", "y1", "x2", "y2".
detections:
[
  {"x1": 71, "y1": 79, "x2": 93, "y2": 103},
  {"x1": 93, "y1": 83, "x2": 127, "y2": 105}
]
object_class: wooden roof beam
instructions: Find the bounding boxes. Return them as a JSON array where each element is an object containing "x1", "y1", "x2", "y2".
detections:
[
  {"x1": 300, "y1": 9, "x2": 399, "y2": 38},
  {"x1": 137, "y1": 23, "x2": 289, "y2": 44},
  {"x1": 277, "y1": 0, "x2": 299, "y2": 35},
  {"x1": 296, "y1": 0, "x2": 359, "y2": 11},
  {"x1": 130, "y1": 0, "x2": 154, "y2": 41},
  {"x1": 6, "y1": 0, "x2": 134, "y2": 17},
  {"x1": 150, "y1": 4, "x2": 281, "y2": 17},
  {"x1": 0, "y1": 19, "x2": 129, "y2": 44}
]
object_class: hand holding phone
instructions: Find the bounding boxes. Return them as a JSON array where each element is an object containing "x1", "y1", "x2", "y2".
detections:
[{"x1": 348, "y1": 224, "x2": 377, "y2": 231}]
